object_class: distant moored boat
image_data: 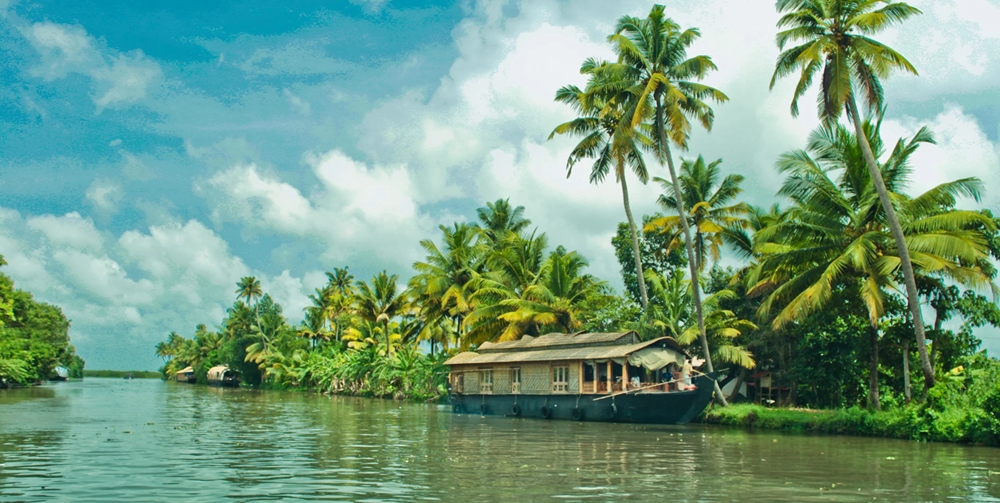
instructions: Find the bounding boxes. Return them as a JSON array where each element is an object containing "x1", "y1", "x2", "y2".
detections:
[
  {"x1": 207, "y1": 365, "x2": 239, "y2": 387},
  {"x1": 174, "y1": 366, "x2": 197, "y2": 383},
  {"x1": 51, "y1": 366, "x2": 70, "y2": 381}
]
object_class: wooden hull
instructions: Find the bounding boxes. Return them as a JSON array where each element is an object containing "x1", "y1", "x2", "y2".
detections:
[
  {"x1": 207, "y1": 380, "x2": 239, "y2": 388},
  {"x1": 449, "y1": 373, "x2": 716, "y2": 425}
]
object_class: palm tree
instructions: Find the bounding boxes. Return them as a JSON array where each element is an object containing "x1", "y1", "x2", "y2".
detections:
[
  {"x1": 464, "y1": 244, "x2": 605, "y2": 345},
  {"x1": 645, "y1": 156, "x2": 748, "y2": 271},
  {"x1": 607, "y1": 5, "x2": 729, "y2": 401},
  {"x1": 355, "y1": 271, "x2": 409, "y2": 359},
  {"x1": 751, "y1": 121, "x2": 994, "y2": 409},
  {"x1": 550, "y1": 57, "x2": 654, "y2": 310},
  {"x1": 235, "y1": 276, "x2": 265, "y2": 341},
  {"x1": 410, "y1": 222, "x2": 480, "y2": 353},
  {"x1": 474, "y1": 199, "x2": 531, "y2": 246},
  {"x1": 768, "y1": 0, "x2": 938, "y2": 389}
]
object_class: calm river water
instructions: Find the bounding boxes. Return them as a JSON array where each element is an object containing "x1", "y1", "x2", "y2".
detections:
[{"x1": 2, "y1": 378, "x2": 999, "y2": 502}]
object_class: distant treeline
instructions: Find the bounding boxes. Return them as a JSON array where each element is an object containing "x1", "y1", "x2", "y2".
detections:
[{"x1": 83, "y1": 370, "x2": 161, "y2": 379}]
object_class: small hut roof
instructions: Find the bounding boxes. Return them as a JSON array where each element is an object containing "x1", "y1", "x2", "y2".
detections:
[
  {"x1": 207, "y1": 365, "x2": 229, "y2": 373},
  {"x1": 446, "y1": 336, "x2": 687, "y2": 366},
  {"x1": 176, "y1": 366, "x2": 194, "y2": 374}
]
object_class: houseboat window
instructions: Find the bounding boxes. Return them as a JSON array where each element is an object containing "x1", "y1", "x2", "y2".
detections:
[
  {"x1": 510, "y1": 367, "x2": 521, "y2": 394},
  {"x1": 552, "y1": 366, "x2": 569, "y2": 393},
  {"x1": 479, "y1": 369, "x2": 493, "y2": 394},
  {"x1": 453, "y1": 373, "x2": 464, "y2": 393}
]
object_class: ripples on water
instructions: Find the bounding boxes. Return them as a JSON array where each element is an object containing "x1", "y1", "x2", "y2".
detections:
[{"x1": 2, "y1": 379, "x2": 999, "y2": 502}]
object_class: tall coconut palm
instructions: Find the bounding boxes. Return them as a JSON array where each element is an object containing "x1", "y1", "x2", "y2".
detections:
[
  {"x1": 645, "y1": 156, "x2": 749, "y2": 271},
  {"x1": 355, "y1": 271, "x2": 409, "y2": 359},
  {"x1": 235, "y1": 276, "x2": 266, "y2": 341},
  {"x1": 474, "y1": 198, "x2": 531, "y2": 247},
  {"x1": 752, "y1": 121, "x2": 994, "y2": 409},
  {"x1": 607, "y1": 5, "x2": 729, "y2": 402},
  {"x1": 550, "y1": 57, "x2": 654, "y2": 310},
  {"x1": 464, "y1": 244, "x2": 605, "y2": 345},
  {"x1": 410, "y1": 222, "x2": 480, "y2": 352},
  {"x1": 768, "y1": 0, "x2": 937, "y2": 389}
]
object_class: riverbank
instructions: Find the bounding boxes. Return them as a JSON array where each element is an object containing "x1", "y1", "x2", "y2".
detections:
[{"x1": 704, "y1": 401, "x2": 1000, "y2": 446}]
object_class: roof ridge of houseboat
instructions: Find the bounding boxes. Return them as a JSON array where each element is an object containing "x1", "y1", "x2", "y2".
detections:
[{"x1": 476, "y1": 331, "x2": 640, "y2": 353}]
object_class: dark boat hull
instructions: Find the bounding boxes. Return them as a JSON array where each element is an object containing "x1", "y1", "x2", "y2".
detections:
[
  {"x1": 207, "y1": 380, "x2": 239, "y2": 388},
  {"x1": 450, "y1": 373, "x2": 716, "y2": 425}
]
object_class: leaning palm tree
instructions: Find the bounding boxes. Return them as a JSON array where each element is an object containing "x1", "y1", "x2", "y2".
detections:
[
  {"x1": 645, "y1": 156, "x2": 749, "y2": 271},
  {"x1": 550, "y1": 57, "x2": 654, "y2": 310},
  {"x1": 606, "y1": 5, "x2": 729, "y2": 402},
  {"x1": 751, "y1": 121, "x2": 994, "y2": 409},
  {"x1": 768, "y1": 0, "x2": 937, "y2": 389}
]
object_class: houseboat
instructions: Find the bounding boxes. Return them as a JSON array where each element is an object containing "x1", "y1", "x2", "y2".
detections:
[
  {"x1": 51, "y1": 366, "x2": 69, "y2": 381},
  {"x1": 206, "y1": 365, "x2": 239, "y2": 387},
  {"x1": 175, "y1": 366, "x2": 197, "y2": 383},
  {"x1": 445, "y1": 331, "x2": 715, "y2": 424}
]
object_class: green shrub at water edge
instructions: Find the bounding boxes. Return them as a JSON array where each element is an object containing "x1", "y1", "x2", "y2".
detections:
[{"x1": 705, "y1": 354, "x2": 1000, "y2": 445}]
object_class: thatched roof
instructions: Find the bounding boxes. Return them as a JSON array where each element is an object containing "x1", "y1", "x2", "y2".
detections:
[
  {"x1": 176, "y1": 366, "x2": 194, "y2": 374},
  {"x1": 446, "y1": 334, "x2": 687, "y2": 366}
]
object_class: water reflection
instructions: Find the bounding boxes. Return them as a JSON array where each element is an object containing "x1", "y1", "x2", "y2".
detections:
[{"x1": 1, "y1": 379, "x2": 999, "y2": 502}]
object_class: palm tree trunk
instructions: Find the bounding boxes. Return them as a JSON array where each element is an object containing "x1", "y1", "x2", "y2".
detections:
[
  {"x1": 868, "y1": 324, "x2": 881, "y2": 411},
  {"x1": 847, "y1": 96, "x2": 935, "y2": 390},
  {"x1": 902, "y1": 338, "x2": 912, "y2": 404},
  {"x1": 620, "y1": 173, "x2": 650, "y2": 310},
  {"x1": 662, "y1": 141, "x2": 729, "y2": 407}
]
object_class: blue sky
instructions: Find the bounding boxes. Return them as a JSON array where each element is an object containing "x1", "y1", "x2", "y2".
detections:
[{"x1": 1, "y1": 0, "x2": 999, "y2": 370}]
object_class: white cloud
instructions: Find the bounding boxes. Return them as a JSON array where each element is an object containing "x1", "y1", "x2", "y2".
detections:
[
  {"x1": 85, "y1": 178, "x2": 123, "y2": 216},
  {"x1": 21, "y1": 21, "x2": 161, "y2": 110},
  {"x1": 204, "y1": 150, "x2": 434, "y2": 268},
  {"x1": 91, "y1": 51, "x2": 162, "y2": 109},
  {"x1": 26, "y1": 212, "x2": 104, "y2": 252},
  {"x1": 882, "y1": 105, "x2": 1000, "y2": 209},
  {"x1": 0, "y1": 208, "x2": 323, "y2": 369}
]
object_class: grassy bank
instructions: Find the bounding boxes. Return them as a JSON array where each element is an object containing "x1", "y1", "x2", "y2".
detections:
[
  {"x1": 83, "y1": 370, "x2": 161, "y2": 379},
  {"x1": 704, "y1": 355, "x2": 1000, "y2": 446}
]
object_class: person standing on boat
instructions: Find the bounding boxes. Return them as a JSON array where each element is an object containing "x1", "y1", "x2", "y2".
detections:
[{"x1": 681, "y1": 359, "x2": 694, "y2": 391}]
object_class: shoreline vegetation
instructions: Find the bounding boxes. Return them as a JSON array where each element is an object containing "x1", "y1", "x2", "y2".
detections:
[
  {"x1": 151, "y1": 3, "x2": 1000, "y2": 446},
  {"x1": 1, "y1": 255, "x2": 84, "y2": 388}
]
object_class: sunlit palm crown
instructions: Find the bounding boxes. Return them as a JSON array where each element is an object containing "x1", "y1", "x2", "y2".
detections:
[
  {"x1": 750, "y1": 118, "x2": 996, "y2": 329},
  {"x1": 595, "y1": 5, "x2": 728, "y2": 153},
  {"x1": 770, "y1": 0, "x2": 921, "y2": 121},
  {"x1": 645, "y1": 156, "x2": 749, "y2": 270}
]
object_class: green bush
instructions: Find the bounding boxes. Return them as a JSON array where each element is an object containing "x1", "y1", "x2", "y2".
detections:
[{"x1": 705, "y1": 353, "x2": 1000, "y2": 446}]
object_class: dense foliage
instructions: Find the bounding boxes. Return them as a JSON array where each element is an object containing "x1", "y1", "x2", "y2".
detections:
[{"x1": 0, "y1": 256, "x2": 84, "y2": 386}]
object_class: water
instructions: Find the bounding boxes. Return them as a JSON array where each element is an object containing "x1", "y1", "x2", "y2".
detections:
[{"x1": 1, "y1": 379, "x2": 999, "y2": 502}]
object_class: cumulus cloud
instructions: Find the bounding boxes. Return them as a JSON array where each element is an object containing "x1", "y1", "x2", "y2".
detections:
[
  {"x1": 0, "y1": 208, "x2": 322, "y2": 369},
  {"x1": 20, "y1": 21, "x2": 161, "y2": 110},
  {"x1": 204, "y1": 150, "x2": 435, "y2": 268},
  {"x1": 882, "y1": 105, "x2": 1000, "y2": 209},
  {"x1": 85, "y1": 178, "x2": 124, "y2": 217}
]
